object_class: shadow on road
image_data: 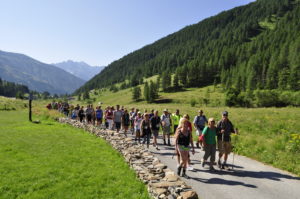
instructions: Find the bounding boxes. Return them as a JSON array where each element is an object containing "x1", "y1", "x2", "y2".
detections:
[
  {"x1": 190, "y1": 176, "x2": 257, "y2": 188},
  {"x1": 193, "y1": 168, "x2": 300, "y2": 181}
]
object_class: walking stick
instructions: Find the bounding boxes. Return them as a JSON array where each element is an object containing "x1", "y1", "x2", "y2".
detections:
[{"x1": 232, "y1": 128, "x2": 238, "y2": 170}]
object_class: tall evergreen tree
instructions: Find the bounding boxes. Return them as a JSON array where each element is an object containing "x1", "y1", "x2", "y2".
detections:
[
  {"x1": 132, "y1": 86, "x2": 141, "y2": 101},
  {"x1": 144, "y1": 82, "x2": 150, "y2": 102}
]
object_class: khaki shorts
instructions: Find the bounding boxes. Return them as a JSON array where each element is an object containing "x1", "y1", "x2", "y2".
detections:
[
  {"x1": 162, "y1": 126, "x2": 171, "y2": 135},
  {"x1": 218, "y1": 141, "x2": 232, "y2": 155}
]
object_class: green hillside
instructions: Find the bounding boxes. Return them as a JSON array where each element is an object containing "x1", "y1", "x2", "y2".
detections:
[{"x1": 76, "y1": 0, "x2": 300, "y2": 95}]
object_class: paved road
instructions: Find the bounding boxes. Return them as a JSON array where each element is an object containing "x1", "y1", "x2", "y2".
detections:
[{"x1": 127, "y1": 133, "x2": 300, "y2": 199}]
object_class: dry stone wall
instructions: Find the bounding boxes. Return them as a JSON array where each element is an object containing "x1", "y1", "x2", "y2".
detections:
[{"x1": 59, "y1": 118, "x2": 199, "y2": 199}]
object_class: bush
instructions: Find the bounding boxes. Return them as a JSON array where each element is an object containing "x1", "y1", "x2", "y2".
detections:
[
  {"x1": 254, "y1": 90, "x2": 280, "y2": 107},
  {"x1": 190, "y1": 98, "x2": 197, "y2": 107}
]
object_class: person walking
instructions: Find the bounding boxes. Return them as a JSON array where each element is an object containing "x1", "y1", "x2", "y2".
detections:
[
  {"x1": 78, "y1": 106, "x2": 85, "y2": 123},
  {"x1": 122, "y1": 109, "x2": 130, "y2": 137},
  {"x1": 161, "y1": 109, "x2": 172, "y2": 146},
  {"x1": 171, "y1": 109, "x2": 182, "y2": 134},
  {"x1": 150, "y1": 110, "x2": 161, "y2": 150},
  {"x1": 193, "y1": 110, "x2": 208, "y2": 148},
  {"x1": 202, "y1": 118, "x2": 217, "y2": 171},
  {"x1": 113, "y1": 105, "x2": 123, "y2": 133},
  {"x1": 216, "y1": 111, "x2": 238, "y2": 169},
  {"x1": 85, "y1": 105, "x2": 93, "y2": 124},
  {"x1": 95, "y1": 106, "x2": 103, "y2": 126},
  {"x1": 141, "y1": 113, "x2": 151, "y2": 148},
  {"x1": 134, "y1": 112, "x2": 143, "y2": 143},
  {"x1": 129, "y1": 107, "x2": 135, "y2": 133},
  {"x1": 105, "y1": 106, "x2": 114, "y2": 129},
  {"x1": 175, "y1": 118, "x2": 195, "y2": 178}
]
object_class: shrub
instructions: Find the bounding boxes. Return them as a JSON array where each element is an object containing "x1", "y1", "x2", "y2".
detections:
[{"x1": 190, "y1": 98, "x2": 197, "y2": 107}]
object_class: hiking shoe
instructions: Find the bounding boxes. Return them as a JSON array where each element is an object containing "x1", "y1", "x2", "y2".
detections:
[
  {"x1": 187, "y1": 166, "x2": 194, "y2": 171},
  {"x1": 181, "y1": 173, "x2": 190, "y2": 179},
  {"x1": 221, "y1": 163, "x2": 227, "y2": 169},
  {"x1": 177, "y1": 166, "x2": 182, "y2": 176},
  {"x1": 217, "y1": 160, "x2": 221, "y2": 168},
  {"x1": 209, "y1": 166, "x2": 216, "y2": 171}
]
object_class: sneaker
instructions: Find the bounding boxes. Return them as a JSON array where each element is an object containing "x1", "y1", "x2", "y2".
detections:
[
  {"x1": 187, "y1": 166, "x2": 194, "y2": 171},
  {"x1": 217, "y1": 160, "x2": 221, "y2": 168},
  {"x1": 209, "y1": 166, "x2": 216, "y2": 171},
  {"x1": 177, "y1": 166, "x2": 182, "y2": 176},
  {"x1": 156, "y1": 146, "x2": 160, "y2": 150},
  {"x1": 196, "y1": 142, "x2": 200, "y2": 148},
  {"x1": 221, "y1": 162, "x2": 227, "y2": 169},
  {"x1": 181, "y1": 172, "x2": 190, "y2": 179},
  {"x1": 202, "y1": 160, "x2": 206, "y2": 167}
]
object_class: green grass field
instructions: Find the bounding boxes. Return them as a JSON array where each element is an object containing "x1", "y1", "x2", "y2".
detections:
[{"x1": 0, "y1": 110, "x2": 150, "y2": 199}]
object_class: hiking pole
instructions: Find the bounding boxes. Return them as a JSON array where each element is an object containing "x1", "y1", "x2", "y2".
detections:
[{"x1": 232, "y1": 128, "x2": 238, "y2": 170}]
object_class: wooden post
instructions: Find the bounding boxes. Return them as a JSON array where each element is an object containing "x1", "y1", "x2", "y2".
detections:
[{"x1": 29, "y1": 93, "x2": 32, "y2": 122}]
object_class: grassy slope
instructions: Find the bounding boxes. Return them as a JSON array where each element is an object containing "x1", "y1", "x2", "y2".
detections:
[
  {"x1": 0, "y1": 110, "x2": 150, "y2": 199},
  {"x1": 76, "y1": 84, "x2": 300, "y2": 176}
]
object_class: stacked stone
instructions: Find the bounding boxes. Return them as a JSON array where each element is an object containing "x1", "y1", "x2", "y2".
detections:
[{"x1": 58, "y1": 118, "x2": 198, "y2": 199}]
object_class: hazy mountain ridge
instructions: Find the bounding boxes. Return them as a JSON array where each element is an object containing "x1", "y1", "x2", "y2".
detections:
[
  {"x1": 54, "y1": 60, "x2": 105, "y2": 81},
  {"x1": 0, "y1": 50, "x2": 85, "y2": 94}
]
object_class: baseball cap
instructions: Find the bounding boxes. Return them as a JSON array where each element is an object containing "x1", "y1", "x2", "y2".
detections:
[{"x1": 222, "y1": 111, "x2": 228, "y2": 116}]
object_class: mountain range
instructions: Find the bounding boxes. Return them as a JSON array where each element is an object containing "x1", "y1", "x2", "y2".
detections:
[
  {"x1": 0, "y1": 50, "x2": 85, "y2": 94},
  {"x1": 54, "y1": 60, "x2": 105, "y2": 81},
  {"x1": 76, "y1": 0, "x2": 300, "y2": 94}
]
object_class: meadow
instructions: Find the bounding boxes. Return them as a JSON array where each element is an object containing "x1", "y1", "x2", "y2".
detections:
[
  {"x1": 75, "y1": 84, "x2": 300, "y2": 176},
  {"x1": 0, "y1": 110, "x2": 150, "y2": 199}
]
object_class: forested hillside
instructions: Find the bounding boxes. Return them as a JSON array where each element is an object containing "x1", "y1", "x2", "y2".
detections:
[
  {"x1": 76, "y1": 0, "x2": 300, "y2": 95},
  {"x1": 0, "y1": 78, "x2": 29, "y2": 98}
]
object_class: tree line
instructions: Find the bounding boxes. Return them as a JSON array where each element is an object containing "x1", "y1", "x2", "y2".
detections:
[{"x1": 75, "y1": 0, "x2": 300, "y2": 107}]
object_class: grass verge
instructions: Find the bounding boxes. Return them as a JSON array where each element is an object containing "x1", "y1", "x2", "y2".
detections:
[{"x1": 0, "y1": 110, "x2": 150, "y2": 199}]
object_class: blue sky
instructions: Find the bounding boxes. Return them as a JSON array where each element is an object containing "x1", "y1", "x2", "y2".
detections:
[{"x1": 0, "y1": 0, "x2": 255, "y2": 66}]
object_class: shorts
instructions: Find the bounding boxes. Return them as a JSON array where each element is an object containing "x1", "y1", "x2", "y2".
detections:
[
  {"x1": 115, "y1": 122, "x2": 121, "y2": 129},
  {"x1": 151, "y1": 129, "x2": 159, "y2": 137},
  {"x1": 96, "y1": 117, "x2": 102, "y2": 122},
  {"x1": 87, "y1": 115, "x2": 92, "y2": 122},
  {"x1": 218, "y1": 140, "x2": 232, "y2": 155},
  {"x1": 162, "y1": 126, "x2": 171, "y2": 135},
  {"x1": 196, "y1": 127, "x2": 204, "y2": 136},
  {"x1": 173, "y1": 125, "x2": 178, "y2": 133},
  {"x1": 135, "y1": 129, "x2": 141, "y2": 135},
  {"x1": 178, "y1": 145, "x2": 190, "y2": 151}
]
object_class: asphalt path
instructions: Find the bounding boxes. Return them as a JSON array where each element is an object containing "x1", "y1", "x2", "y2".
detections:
[{"x1": 126, "y1": 132, "x2": 300, "y2": 199}]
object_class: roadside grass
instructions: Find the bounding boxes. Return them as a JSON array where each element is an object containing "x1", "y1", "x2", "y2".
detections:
[
  {"x1": 0, "y1": 96, "x2": 27, "y2": 110},
  {"x1": 0, "y1": 110, "x2": 150, "y2": 199}
]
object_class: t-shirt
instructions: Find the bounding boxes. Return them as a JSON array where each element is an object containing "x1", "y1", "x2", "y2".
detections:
[
  {"x1": 106, "y1": 110, "x2": 113, "y2": 120},
  {"x1": 134, "y1": 117, "x2": 143, "y2": 130},
  {"x1": 216, "y1": 119, "x2": 234, "y2": 142},
  {"x1": 202, "y1": 126, "x2": 216, "y2": 145},
  {"x1": 171, "y1": 114, "x2": 181, "y2": 126},
  {"x1": 96, "y1": 109, "x2": 103, "y2": 118},
  {"x1": 161, "y1": 114, "x2": 171, "y2": 127},
  {"x1": 113, "y1": 110, "x2": 123, "y2": 122},
  {"x1": 193, "y1": 115, "x2": 208, "y2": 129},
  {"x1": 122, "y1": 113, "x2": 130, "y2": 126},
  {"x1": 150, "y1": 116, "x2": 161, "y2": 130}
]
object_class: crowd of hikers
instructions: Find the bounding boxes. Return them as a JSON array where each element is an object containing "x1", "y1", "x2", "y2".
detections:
[{"x1": 47, "y1": 101, "x2": 238, "y2": 178}]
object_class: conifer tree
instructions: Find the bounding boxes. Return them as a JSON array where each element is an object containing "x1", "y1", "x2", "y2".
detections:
[
  {"x1": 144, "y1": 82, "x2": 150, "y2": 102},
  {"x1": 132, "y1": 86, "x2": 141, "y2": 101}
]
